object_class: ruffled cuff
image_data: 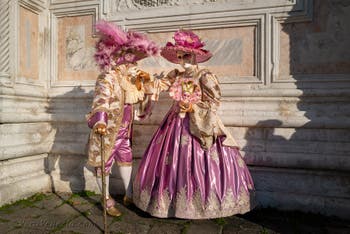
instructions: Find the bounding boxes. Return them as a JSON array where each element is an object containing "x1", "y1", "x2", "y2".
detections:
[
  {"x1": 87, "y1": 111, "x2": 108, "y2": 129},
  {"x1": 143, "y1": 81, "x2": 155, "y2": 95}
]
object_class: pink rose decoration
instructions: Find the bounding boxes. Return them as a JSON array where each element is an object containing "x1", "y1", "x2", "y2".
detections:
[
  {"x1": 169, "y1": 78, "x2": 201, "y2": 104},
  {"x1": 173, "y1": 30, "x2": 205, "y2": 49}
]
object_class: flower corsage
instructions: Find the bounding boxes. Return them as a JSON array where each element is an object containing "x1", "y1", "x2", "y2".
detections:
[{"x1": 169, "y1": 78, "x2": 201, "y2": 118}]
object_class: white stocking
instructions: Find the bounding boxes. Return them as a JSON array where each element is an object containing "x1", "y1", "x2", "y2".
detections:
[
  {"x1": 119, "y1": 166, "x2": 133, "y2": 198},
  {"x1": 96, "y1": 175, "x2": 110, "y2": 198}
]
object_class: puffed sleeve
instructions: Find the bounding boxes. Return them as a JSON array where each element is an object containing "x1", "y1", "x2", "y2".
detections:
[
  {"x1": 196, "y1": 69, "x2": 221, "y2": 111},
  {"x1": 188, "y1": 70, "x2": 217, "y2": 148},
  {"x1": 86, "y1": 72, "x2": 114, "y2": 129},
  {"x1": 190, "y1": 69, "x2": 239, "y2": 149}
]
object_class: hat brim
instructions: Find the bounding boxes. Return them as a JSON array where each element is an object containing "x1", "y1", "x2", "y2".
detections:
[{"x1": 161, "y1": 45, "x2": 212, "y2": 64}]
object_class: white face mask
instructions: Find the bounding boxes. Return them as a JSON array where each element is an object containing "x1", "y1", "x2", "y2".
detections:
[
  {"x1": 183, "y1": 63, "x2": 193, "y2": 69},
  {"x1": 128, "y1": 66, "x2": 138, "y2": 77}
]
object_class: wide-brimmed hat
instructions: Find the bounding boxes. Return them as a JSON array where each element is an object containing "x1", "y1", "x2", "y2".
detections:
[
  {"x1": 161, "y1": 30, "x2": 212, "y2": 64},
  {"x1": 94, "y1": 20, "x2": 159, "y2": 70}
]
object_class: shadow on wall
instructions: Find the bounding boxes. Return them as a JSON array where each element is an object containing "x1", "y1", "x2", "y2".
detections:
[
  {"x1": 242, "y1": 0, "x2": 350, "y2": 218},
  {"x1": 44, "y1": 86, "x2": 94, "y2": 193}
]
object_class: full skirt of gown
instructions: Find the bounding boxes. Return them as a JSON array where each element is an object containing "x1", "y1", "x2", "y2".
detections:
[{"x1": 133, "y1": 104, "x2": 255, "y2": 219}]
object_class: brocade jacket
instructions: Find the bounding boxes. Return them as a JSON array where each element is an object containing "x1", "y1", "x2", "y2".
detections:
[{"x1": 86, "y1": 64, "x2": 148, "y2": 167}]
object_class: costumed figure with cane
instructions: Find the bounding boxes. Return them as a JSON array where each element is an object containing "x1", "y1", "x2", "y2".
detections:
[{"x1": 86, "y1": 20, "x2": 158, "y2": 217}]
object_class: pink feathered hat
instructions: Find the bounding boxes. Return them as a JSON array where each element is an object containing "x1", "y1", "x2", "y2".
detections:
[
  {"x1": 161, "y1": 30, "x2": 212, "y2": 64},
  {"x1": 94, "y1": 20, "x2": 159, "y2": 70}
]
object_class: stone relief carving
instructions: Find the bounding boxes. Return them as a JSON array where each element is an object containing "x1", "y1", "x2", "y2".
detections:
[
  {"x1": 112, "y1": 0, "x2": 220, "y2": 11},
  {"x1": 65, "y1": 26, "x2": 95, "y2": 71}
]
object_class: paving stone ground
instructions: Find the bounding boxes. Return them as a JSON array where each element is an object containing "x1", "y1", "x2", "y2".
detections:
[{"x1": 0, "y1": 192, "x2": 349, "y2": 234}]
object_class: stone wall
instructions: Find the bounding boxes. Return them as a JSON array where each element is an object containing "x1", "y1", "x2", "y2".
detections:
[
  {"x1": 0, "y1": 0, "x2": 52, "y2": 205},
  {"x1": 1, "y1": 0, "x2": 349, "y2": 218}
]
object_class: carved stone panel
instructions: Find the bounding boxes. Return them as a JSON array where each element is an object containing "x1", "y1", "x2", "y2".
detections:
[
  {"x1": 0, "y1": 0, "x2": 11, "y2": 80},
  {"x1": 279, "y1": 0, "x2": 350, "y2": 77},
  {"x1": 139, "y1": 26, "x2": 258, "y2": 83},
  {"x1": 111, "y1": 0, "x2": 227, "y2": 11},
  {"x1": 57, "y1": 15, "x2": 98, "y2": 81},
  {"x1": 110, "y1": 0, "x2": 293, "y2": 12},
  {"x1": 19, "y1": 6, "x2": 39, "y2": 80},
  {"x1": 269, "y1": 0, "x2": 350, "y2": 84}
]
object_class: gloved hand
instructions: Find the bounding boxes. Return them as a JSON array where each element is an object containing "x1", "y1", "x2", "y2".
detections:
[
  {"x1": 94, "y1": 123, "x2": 107, "y2": 135},
  {"x1": 179, "y1": 101, "x2": 193, "y2": 113},
  {"x1": 167, "y1": 69, "x2": 179, "y2": 83}
]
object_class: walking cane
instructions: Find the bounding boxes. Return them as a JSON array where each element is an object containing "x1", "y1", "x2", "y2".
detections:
[{"x1": 100, "y1": 135, "x2": 108, "y2": 234}]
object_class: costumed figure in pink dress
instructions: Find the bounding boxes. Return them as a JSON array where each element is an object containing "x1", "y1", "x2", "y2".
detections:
[
  {"x1": 86, "y1": 20, "x2": 158, "y2": 217},
  {"x1": 133, "y1": 30, "x2": 255, "y2": 219}
]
